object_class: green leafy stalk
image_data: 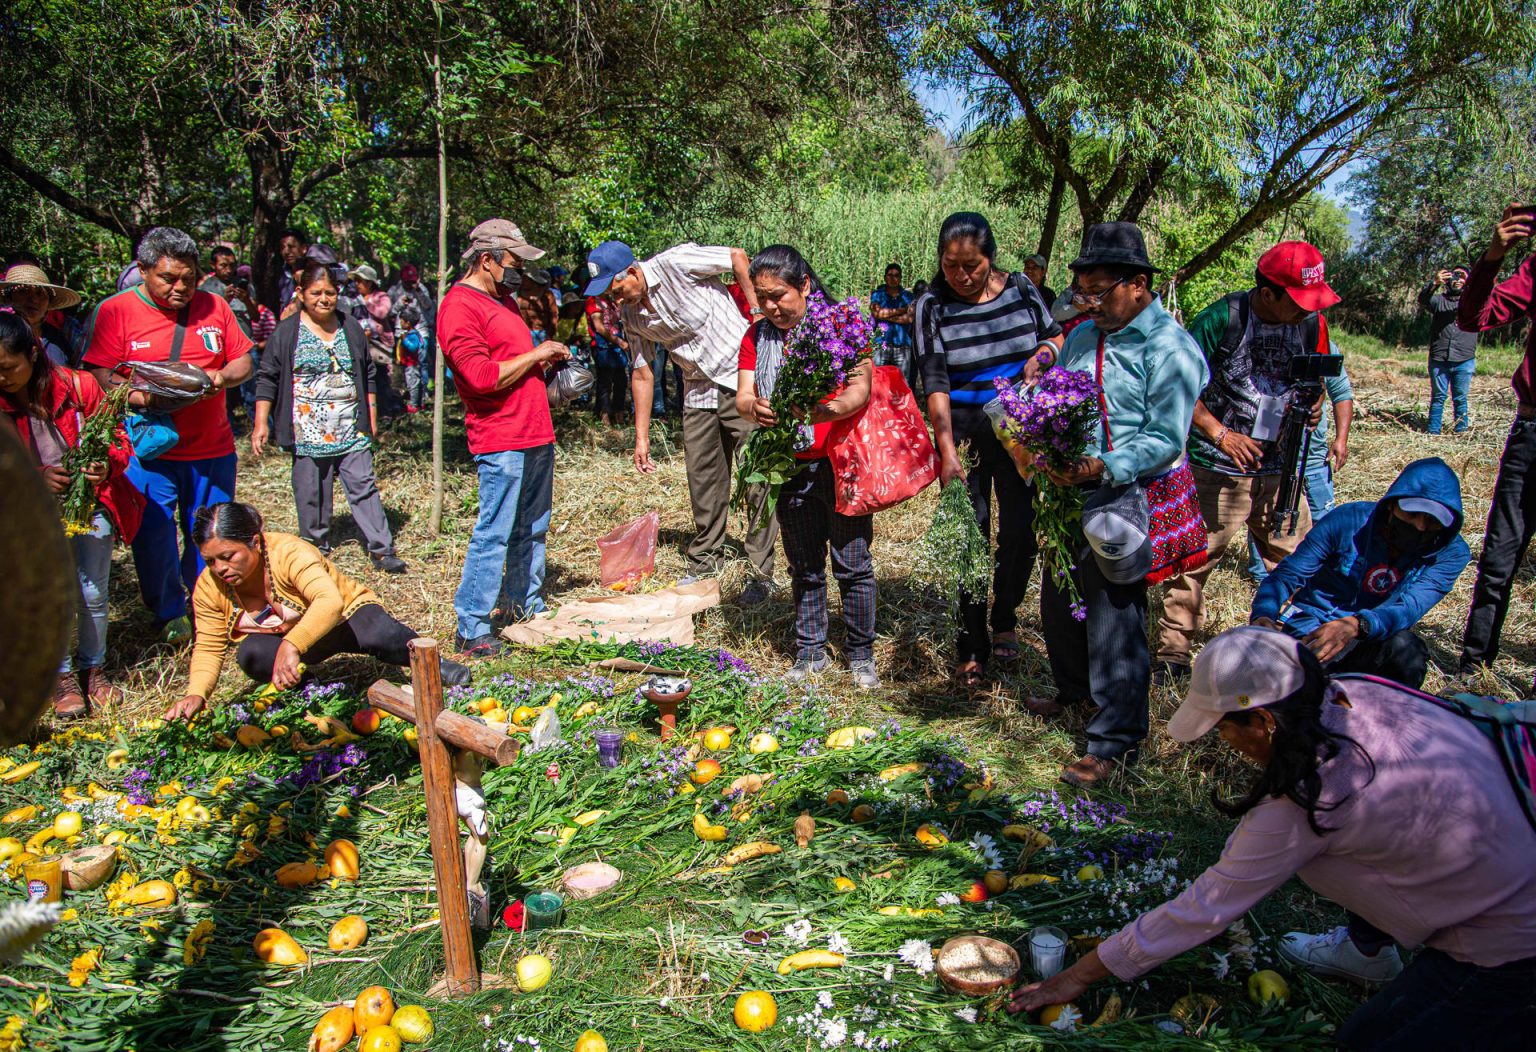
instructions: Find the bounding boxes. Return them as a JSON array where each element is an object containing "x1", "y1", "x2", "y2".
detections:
[
  {"x1": 913, "y1": 479, "x2": 991, "y2": 613},
  {"x1": 61, "y1": 380, "x2": 131, "y2": 537}
]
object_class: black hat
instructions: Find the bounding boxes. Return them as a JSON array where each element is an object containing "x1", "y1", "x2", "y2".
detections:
[{"x1": 1069, "y1": 222, "x2": 1159, "y2": 273}]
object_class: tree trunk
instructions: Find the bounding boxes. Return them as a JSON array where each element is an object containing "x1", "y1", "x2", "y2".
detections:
[
  {"x1": 1037, "y1": 167, "x2": 1065, "y2": 263},
  {"x1": 429, "y1": 3, "x2": 449, "y2": 536},
  {"x1": 247, "y1": 134, "x2": 296, "y2": 312}
]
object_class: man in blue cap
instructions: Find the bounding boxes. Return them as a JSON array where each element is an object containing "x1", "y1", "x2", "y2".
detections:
[{"x1": 585, "y1": 239, "x2": 777, "y2": 603}]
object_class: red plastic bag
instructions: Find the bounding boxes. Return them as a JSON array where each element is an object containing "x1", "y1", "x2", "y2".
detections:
[
  {"x1": 825, "y1": 366, "x2": 938, "y2": 516},
  {"x1": 597, "y1": 511, "x2": 660, "y2": 591}
]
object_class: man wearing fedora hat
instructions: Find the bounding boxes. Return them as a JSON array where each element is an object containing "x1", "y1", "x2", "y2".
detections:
[
  {"x1": 1156, "y1": 241, "x2": 1343, "y2": 686},
  {"x1": 0, "y1": 262, "x2": 83, "y2": 367},
  {"x1": 1032, "y1": 222, "x2": 1208, "y2": 788}
]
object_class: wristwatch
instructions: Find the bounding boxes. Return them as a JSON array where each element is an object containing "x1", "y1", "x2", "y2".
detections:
[{"x1": 749, "y1": 307, "x2": 764, "y2": 317}]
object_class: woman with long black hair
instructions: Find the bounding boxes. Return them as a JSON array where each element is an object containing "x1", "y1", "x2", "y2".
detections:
[
  {"x1": 165, "y1": 502, "x2": 469, "y2": 720},
  {"x1": 913, "y1": 212, "x2": 1063, "y2": 687},
  {"x1": 736, "y1": 246, "x2": 876, "y2": 687},
  {"x1": 1010, "y1": 626, "x2": 1536, "y2": 1049}
]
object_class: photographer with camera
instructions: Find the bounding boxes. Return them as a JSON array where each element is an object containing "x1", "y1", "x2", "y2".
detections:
[
  {"x1": 1419, "y1": 265, "x2": 1478, "y2": 434},
  {"x1": 1457, "y1": 202, "x2": 1536, "y2": 675},
  {"x1": 1156, "y1": 241, "x2": 1341, "y2": 686},
  {"x1": 1251, "y1": 457, "x2": 1469, "y2": 687}
]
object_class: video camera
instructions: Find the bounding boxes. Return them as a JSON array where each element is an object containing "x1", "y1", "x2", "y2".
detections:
[{"x1": 1269, "y1": 353, "x2": 1345, "y2": 536}]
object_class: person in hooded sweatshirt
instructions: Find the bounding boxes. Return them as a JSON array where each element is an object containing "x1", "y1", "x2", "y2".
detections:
[{"x1": 1249, "y1": 456, "x2": 1470, "y2": 688}]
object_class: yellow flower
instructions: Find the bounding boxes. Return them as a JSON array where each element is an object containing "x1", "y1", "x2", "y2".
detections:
[
  {"x1": 172, "y1": 869, "x2": 193, "y2": 889},
  {"x1": 210, "y1": 777, "x2": 234, "y2": 795},
  {"x1": 60, "y1": 909, "x2": 78, "y2": 922},
  {"x1": 156, "y1": 782, "x2": 181, "y2": 798},
  {"x1": 67, "y1": 948, "x2": 101, "y2": 987},
  {"x1": 182, "y1": 919, "x2": 215, "y2": 965},
  {"x1": 0, "y1": 1015, "x2": 24, "y2": 1052}
]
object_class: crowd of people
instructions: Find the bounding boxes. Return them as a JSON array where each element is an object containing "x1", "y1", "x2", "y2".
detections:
[{"x1": 4, "y1": 200, "x2": 1536, "y2": 1046}]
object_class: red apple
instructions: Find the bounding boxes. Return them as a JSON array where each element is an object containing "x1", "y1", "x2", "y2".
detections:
[
  {"x1": 959, "y1": 881, "x2": 989, "y2": 903},
  {"x1": 351, "y1": 707, "x2": 381, "y2": 735}
]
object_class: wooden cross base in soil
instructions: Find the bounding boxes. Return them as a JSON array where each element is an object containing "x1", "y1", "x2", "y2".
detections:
[{"x1": 367, "y1": 638, "x2": 520, "y2": 997}]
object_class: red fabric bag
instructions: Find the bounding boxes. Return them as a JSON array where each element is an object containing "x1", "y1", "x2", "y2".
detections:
[{"x1": 825, "y1": 365, "x2": 938, "y2": 516}]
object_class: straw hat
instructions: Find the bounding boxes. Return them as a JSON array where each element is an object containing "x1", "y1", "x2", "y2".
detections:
[{"x1": 0, "y1": 264, "x2": 83, "y2": 311}]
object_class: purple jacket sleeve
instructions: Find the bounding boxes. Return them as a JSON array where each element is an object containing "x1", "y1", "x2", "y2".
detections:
[{"x1": 1097, "y1": 798, "x2": 1324, "y2": 980}]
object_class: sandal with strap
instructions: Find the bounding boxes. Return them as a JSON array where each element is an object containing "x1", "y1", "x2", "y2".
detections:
[
  {"x1": 955, "y1": 662, "x2": 989, "y2": 690},
  {"x1": 991, "y1": 632, "x2": 1020, "y2": 663}
]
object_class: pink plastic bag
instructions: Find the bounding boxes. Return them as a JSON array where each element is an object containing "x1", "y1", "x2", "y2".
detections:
[{"x1": 598, "y1": 511, "x2": 660, "y2": 591}]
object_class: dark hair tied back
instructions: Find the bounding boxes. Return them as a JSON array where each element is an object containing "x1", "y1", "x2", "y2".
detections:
[
  {"x1": 1212, "y1": 643, "x2": 1376, "y2": 836},
  {"x1": 748, "y1": 245, "x2": 829, "y2": 301},
  {"x1": 297, "y1": 262, "x2": 338, "y2": 291},
  {"x1": 0, "y1": 311, "x2": 52, "y2": 410},
  {"x1": 930, "y1": 212, "x2": 997, "y2": 299},
  {"x1": 192, "y1": 502, "x2": 264, "y2": 548}
]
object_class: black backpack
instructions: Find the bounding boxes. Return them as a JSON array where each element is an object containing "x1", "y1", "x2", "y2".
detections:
[{"x1": 1216, "y1": 289, "x2": 1324, "y2": 360}]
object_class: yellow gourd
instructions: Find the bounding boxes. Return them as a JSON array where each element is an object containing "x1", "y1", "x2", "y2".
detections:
[
  {"x1": 328, "y1": 915, "x2": 368, "y2": 951},
  {"x1": 776, "y1": 949, "x2": 846, "y2": 975}
]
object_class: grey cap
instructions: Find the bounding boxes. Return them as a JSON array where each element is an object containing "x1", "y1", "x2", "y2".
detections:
[
  {"x1": 461, "y1": 218, "x2": 546, "y2": 262},
  {"x1": 348, "y1": 264, "x2": 379, "y2": 283},
  {"x1": 1082, "y1": 483, "x2": 1151, "y2": 585},
  {"x1": 1023, "y1": 254, "x2": 1048, "y2": 269}
]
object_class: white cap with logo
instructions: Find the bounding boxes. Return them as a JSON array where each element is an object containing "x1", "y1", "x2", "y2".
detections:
[{"x1": 1165, "y1": 626, "x2": 1308, "y2": 742}]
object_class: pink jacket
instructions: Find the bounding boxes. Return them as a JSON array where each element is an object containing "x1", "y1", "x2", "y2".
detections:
[{"x1": 1099, "y1": 676, "x2": 1536, "y2": 978}]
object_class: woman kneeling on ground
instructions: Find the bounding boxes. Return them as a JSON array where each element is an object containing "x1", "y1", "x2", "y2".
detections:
[
  {"x1": 736, "y1": 245, "x2": 878, "y2": 689},
  {"x1": 1010, "y1": 625, "x2": 1536, "y2": 1048},
  {"x1": 0, "y1": 311, "x2": 143, "y2": 717},
  {"x1": 252, "y1": 261, "x2": 407, "y2": 573},
  {"x1": 165, "y1": 502, "x2": 469, "y2": 720}
]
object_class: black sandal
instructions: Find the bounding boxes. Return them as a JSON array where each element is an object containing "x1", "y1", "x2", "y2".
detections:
[
  {"x1": 955, "y1": 662, "x2": 989, "y2": 689},
  {"x1": 991, "y1": 633, "x2": 1020, "y2": 663}
]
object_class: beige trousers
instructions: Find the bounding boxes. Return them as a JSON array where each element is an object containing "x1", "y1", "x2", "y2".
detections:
[{"x1": 1156, "y1": 466, "x2": 1311, "y2": 665}]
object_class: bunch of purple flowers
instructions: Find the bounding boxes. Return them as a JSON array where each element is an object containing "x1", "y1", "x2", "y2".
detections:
[
  {"x1": 992, "y1": 368, "x2": 1103, "y2": 620},
  {"x1": 734, "y1": 292, "x2": 872, "y2": 528}
]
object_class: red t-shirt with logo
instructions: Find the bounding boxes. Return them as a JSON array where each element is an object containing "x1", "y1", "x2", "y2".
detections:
[
  {"x1": 83, "y1": 287, "x2": 253, "y2": 461},
  {"x1": 438, "y1": 283, "x2": 554, "y2": 454}
]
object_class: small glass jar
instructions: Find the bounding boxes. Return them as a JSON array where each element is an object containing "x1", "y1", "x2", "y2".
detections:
[
  {"x1": 594, "y1": 728, "x2": 623, "y2": 768},
  {"x1": 1028, "y1": 925, "x2": 1068, "y2": 979}
]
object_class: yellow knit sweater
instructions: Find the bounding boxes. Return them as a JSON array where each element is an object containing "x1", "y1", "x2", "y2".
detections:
[{"x1": 186, "y1": 532, "x2": 379, "y2": 698}]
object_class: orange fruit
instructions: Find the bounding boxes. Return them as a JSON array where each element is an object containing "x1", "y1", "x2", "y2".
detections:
[
  {"x1": 325, "y1": 838, "x2": 360, "y2": 881},
  {"x1": 825, "y1": 789, "x2": 850, "y2": 806},
  {"x1": 328, "y1": 915, "x2": 368, "y2": 951},
  {"x1": 356, "y1": 1026, "x2": 401, "y2": 1052},
  {"x1": 851, "y1": 804, "x2": 876, "y2": 823},
  {"x1": 691, "y1": 759, "x2": 722, "y2": 785},
  {"x1": 352, "y1": 986, "x2": 394, "y2": 1032},
  {"x1": 733, "y1": 990, "x2": 778, "y2": 1032}
]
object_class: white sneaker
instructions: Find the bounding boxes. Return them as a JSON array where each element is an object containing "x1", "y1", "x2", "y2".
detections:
[{"x1": 1279, "y1": 926, "x2": 1403, "y2": 984}]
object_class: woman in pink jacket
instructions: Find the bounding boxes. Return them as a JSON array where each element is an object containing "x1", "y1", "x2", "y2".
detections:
[{"x1": 1011, "y1": 626, "x2": 1536, "y2": 1049}]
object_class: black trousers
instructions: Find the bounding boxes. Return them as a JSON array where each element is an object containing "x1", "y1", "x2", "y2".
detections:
[
  {"x1": 1461, "y1": 417, "x2": 1536, "y2": 668},
  {"x1": 594, "y1": 366, "x2": 628, "y2": 418},
  {"x1": 235, "y1": 603, "x2": 415, "y2": 682},
  {"x1": 1338, "y1": 947, "x2": 1536, "y2": 1051},
  {"x1": 958, "y1": 426, "x2": 1038, "y2": 665},
  {"x1": 1328, "y1": 629, "x2": 1430, "y2": 689},
  {"x1": 1040, "y1": 527, "x2": 1149, "y2": 761}
]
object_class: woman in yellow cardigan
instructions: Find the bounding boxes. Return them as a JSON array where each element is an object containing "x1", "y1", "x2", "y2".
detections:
[{"x1": 165, "y1": 503, "x2": 470, "y2": 719}]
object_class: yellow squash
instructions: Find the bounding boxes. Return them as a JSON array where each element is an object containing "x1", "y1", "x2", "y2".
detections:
[
  {"x1": 721, "y1": 841, "x2": 780, "y2": 865},
  {"x1": 776, "y1": 949, "x2": 846, "y2": 975}
]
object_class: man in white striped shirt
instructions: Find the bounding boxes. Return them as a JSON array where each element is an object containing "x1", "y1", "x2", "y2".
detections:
[{"x1": 585, "y1": 239, "x2": 777, "y2": 602}]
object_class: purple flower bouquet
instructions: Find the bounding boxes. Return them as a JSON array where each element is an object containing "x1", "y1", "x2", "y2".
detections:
[
  {"x1": 733, "y1": 292, "x2": 872, "y2": 529},
  {"x1": 991, "y1": 369, "x2": 1102, "y2": 619}
]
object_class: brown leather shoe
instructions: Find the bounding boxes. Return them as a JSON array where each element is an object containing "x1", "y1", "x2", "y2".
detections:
[
  {"x1": 1020, "y1": 695, "x2": 1066, "y2": 718},
  {"x1": 1059, "y1": 754, "x2": 1117, "y2": 789},
  {"x1": 54, "y1": 673, "x2": 86, "y2": 719},
  {"x1": 82, "y1": 666, "x2": 122, "y2": 708}
]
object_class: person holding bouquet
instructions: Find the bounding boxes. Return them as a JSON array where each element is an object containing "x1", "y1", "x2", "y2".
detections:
[
  {"x1": 736, "y1": 246, "x2": 878, "y2": 687},
  {"x1": 913, "y1": 212, "x2": 1063, "y2": 688},
  {"x1": 0, "y1": 311, "x2": 143, "y2": 717},
  {"x1": 1032, "y1": 223, "x2": 1208, "y2": 788}
]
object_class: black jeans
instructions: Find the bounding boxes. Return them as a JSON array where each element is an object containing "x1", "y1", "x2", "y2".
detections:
[
  {"x1": 958, "y1": 426, "x2": 1038, "y2": 665},
  {"x1": 1339, "y1": 947, "x2": 1536, "y2": 1050},
  {"x1": 1329, "y1": 629, "x2": 1430, "y2": 689},
  {"x1": 594, "y1": 366, "x2": 628, "y2": 419},
  {"x1": 776, "y1": 458, "x2": 876, "y2": 662},
  {"x1": 1461, "y1": 417, "x2": 1536, "y2": 668},
  {"x1": 235, "y1": 603, "x2": 416, "y2": 682},
  {"x1": 1040, "y1": 525, "x2": 1149, "y2": 761}
]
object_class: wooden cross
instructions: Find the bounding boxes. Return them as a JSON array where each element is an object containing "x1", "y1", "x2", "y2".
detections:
[{"x1": 367, "y1": 638, "x2": 519, "y2": 996}]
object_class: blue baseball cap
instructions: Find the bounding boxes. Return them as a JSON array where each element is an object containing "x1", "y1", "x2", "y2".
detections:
[{"x1": 584, "y1": 240, "x2": 635, "y2": 296}]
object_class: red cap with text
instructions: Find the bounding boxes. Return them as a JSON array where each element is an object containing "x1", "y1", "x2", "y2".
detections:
[{"x1": 1256, "y1": 240, "x2": 1341, "y2": 313}]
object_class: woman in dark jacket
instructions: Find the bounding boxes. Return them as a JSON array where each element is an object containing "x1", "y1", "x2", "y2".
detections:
[{"x1": 252, "y1": 264, "x2": 406, "y2": 573}]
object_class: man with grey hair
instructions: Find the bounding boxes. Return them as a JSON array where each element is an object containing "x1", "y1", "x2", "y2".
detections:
[{"x1": 84, "y1": 226, "x2": 254, "y2": 644}]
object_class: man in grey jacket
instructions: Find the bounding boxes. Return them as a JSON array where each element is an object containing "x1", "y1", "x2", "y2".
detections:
[{"x1": 1419, "y1": 265, "x2": 1478, "y2": 434}]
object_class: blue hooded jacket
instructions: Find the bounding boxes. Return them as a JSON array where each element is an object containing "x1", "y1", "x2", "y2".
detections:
[{"x1": 1252, "y1": 457, "x2": 1471, "y2": 640}]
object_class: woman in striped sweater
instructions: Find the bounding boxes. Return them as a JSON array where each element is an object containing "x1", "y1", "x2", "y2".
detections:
[{"x1": 914, "y1": 213, "x2": 1064, "y2": 688}]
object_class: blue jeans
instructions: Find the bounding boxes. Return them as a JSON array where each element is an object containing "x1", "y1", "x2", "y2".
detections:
[
  {"x1": 128, "y1": 452, "x2": 238, "y2": 622},
  {"x1": 61, "y1": 512, "x2": 113, "y2": 673},
  {"x1": 1247, "y1": 464, "x2": 1334, "y2": 582},
  {"x1": 453, "y1": 444, "x2": 554, "y2": 641},
  {"x1": 1427, "y1": 358, "x2": 1474, "y2": 433}
]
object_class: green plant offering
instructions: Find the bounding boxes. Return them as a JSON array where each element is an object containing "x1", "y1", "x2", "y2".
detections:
[{"x1": 914, "y1": 479, "x2": 990, "y2": 612}]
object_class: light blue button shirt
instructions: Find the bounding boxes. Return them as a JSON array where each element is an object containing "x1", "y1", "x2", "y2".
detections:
[{"x1": 1057, "y1": 296, "x2": 1209, "y2": 486}]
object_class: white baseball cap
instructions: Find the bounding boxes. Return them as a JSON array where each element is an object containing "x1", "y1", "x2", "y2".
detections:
[
  {"x1": 1082, "y1": 484, "x2": 1150, "y2": 585},
  {"x1": 1165, "y1": 626, "x2": 1308, "y2": 742},
  {"x1": 1395, "y1": 497, "x2": 1453, "y2": 527}
]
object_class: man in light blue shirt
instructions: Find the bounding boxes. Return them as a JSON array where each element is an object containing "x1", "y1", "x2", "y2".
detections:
[{"x1": 1028, "y1": 222, "x2": 1209, "y2": 789}]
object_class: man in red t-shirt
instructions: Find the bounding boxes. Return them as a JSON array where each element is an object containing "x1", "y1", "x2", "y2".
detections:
[
  {"x1": 84, "y1": 226, "x2": 253, "y2": 642},
  {"x1": 438, "y1": 218, "x2": 570, "y2": 657}
]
